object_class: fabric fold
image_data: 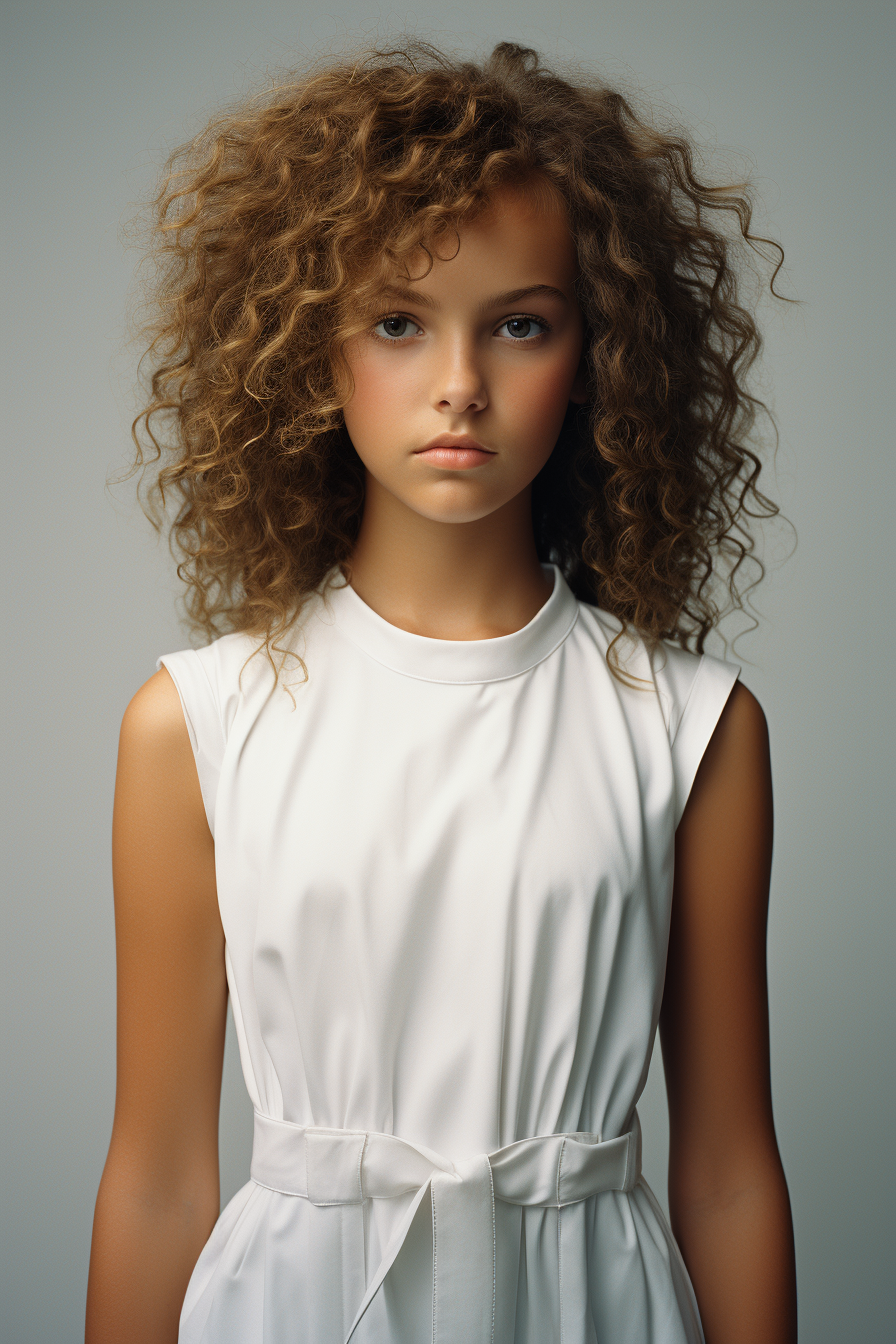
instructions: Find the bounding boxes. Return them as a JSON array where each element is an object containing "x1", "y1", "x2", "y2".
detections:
[{"x1": 250, "y1": 1112, "x2": 641, "y2": 1344}]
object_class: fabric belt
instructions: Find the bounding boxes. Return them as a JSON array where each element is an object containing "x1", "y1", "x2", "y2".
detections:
[{"x1": 250, "y1": 1110, "x2": 642, "y2": 1344}]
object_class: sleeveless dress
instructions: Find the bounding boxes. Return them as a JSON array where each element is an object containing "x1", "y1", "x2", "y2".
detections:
[{"x1": 159, "y1": 564, "x2": 740, "y2": 1344}]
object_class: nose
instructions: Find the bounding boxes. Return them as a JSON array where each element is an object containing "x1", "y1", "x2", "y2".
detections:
[{"x1": 431, "y1": 337, "x2": 488, "y2": 415}]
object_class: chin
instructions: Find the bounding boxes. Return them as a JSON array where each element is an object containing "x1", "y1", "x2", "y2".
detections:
[{"x1": 411, "y1": 492, "x2": 508, "y2": 525}]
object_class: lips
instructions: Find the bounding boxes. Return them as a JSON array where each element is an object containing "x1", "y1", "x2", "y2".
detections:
[
  {"x1": 418, "y1": 435, "x2": 493, "y2": 453},
  {"x1": 414, "y1": 435, "x2": 496, "y2": 470}
]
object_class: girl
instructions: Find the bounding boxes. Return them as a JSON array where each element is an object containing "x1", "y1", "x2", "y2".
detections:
[{"x1": 86, "y1": 39, "x2": 798, "y2": 1344}]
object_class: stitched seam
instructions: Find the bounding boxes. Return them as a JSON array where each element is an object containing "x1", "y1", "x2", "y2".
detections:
[
  {"x1": 556, "y1": 1136, "x2": 566, "y2": 1206},
  {"x1": 668, "y1": 652, "x2": 708, "y2": 749},
  {"x1": 557, "y1": 1138, "x2": 567, "y2": 1344},
  {"x1": 357, "y1": 1133, "x2": 368, "y2": 1201},
  {"x1": 339, "y1": 1203, "x2": 346, "y2": 1337},
  {"x1": 431, "y1": 1182, "x2": 438, "y2": 1344},
  {"x1": 557, "y1": 1202, "x2": 564, "y2": 1344},
  {"x1": 251, "y1": 1176, "x2": 364, "y2": 1202},
  {"x1": 194, "y1": 647, "x2": 227, "y2": 748},
  {"x1": 489, "y1": 1168, "x2": 496, "y2": 1344},
  {"x1": 335, "y1": 609, "x2": 579, "y2": 686}
]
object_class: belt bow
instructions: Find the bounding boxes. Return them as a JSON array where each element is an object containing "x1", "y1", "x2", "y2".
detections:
[{"x1": 251, "y1": 1110, "x2": 642, "y2": 1344}]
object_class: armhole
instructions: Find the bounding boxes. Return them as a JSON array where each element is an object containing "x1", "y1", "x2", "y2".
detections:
[
  {"x1": 157, "y1": 649, "x2": 225, "y2": 836},
  {"x1": 669, "y1": 654, "x2": 741, "y2": 828}
]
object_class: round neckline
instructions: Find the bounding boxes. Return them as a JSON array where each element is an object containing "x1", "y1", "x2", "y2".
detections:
[{"x1": 322, "y1": 564, "x2": 579, "y2": 685}]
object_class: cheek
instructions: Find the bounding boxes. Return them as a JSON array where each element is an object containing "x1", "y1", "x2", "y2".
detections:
[
  {"x1": 502, "y1": 360, "x2": 577, "y2": 435},
  {"x1": 343, "y1": 361, "x2": 387, "y2": 462},
  {"x1": 345, "y1": 356, "x2": 387, "y2": 422},
  {"x1": 344, "y1": 352, "x2": 417, "y2": 440}
]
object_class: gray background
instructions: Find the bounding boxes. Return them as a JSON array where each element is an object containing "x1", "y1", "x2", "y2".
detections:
[{"x1": 2, "y1": 1, "x2": 892, "y2": 1339}]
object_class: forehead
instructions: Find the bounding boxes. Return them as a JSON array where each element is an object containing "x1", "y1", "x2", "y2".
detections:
[{"x1": 397, "y1": 183, "x2": 578, "y2": 295}]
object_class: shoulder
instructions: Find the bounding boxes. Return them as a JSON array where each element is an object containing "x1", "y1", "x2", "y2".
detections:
[
  {"x1": 115, "y1": 659, "x2": 222, "y2": 848},
  {"x1": 700, "y1": 681, "x2": 769, "y2": 775},
  {"x1": 573, "y1": 600, "x2": 743, "y2": 731},
  {"x1": 121, "y1": 666, "x2": 189, "y2": 748},
  {"x1": 143, "y1": 634, "x2": 270, "y2": 833},
  {"x1": 155, "y1": 631, "x2": 263, "y2": 746},
  {"x1": 572, "y1": 604, "x2": 752, "y2": 824},
  {"x1": 719, "y1": 680, "x2": 767, "y2": 734},
  {"x1": 681, "y1": 679, "x2": 771, "y2": 834},
  {"x1": 118, "y1": 669, "x2": 198, "y2": 789}
]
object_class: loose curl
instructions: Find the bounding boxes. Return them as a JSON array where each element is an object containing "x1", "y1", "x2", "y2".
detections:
[{"x1": 131, "y1": 38, "x2": 791, "y2": 678}]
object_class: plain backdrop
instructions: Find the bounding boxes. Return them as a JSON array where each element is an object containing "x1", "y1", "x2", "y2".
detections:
[{"x1": 2, "y1": 1, "x2": 893, "y2": 1339}]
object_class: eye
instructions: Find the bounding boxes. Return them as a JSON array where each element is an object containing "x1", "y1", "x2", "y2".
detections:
[
  {"x1": 497, "y1": 315, "x2": 550, "y2": 341},
  {"x1": 372, "y1": 314, "x2": 421, "y2": 341}
]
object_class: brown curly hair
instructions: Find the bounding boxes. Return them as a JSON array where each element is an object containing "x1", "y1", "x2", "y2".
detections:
[{"x1": 132, "y1": 38, "x2": 790, "y2": 673}]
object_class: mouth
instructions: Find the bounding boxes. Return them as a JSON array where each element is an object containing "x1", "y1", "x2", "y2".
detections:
[{"x1": 413, "y1": 435, "x2": 497, "y2": 470}]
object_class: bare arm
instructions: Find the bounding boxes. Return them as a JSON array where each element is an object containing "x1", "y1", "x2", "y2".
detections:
[
  {"x1": 660, "y1": 682, "x2": 798, "y2": 1343},
  {"x1": 86, "y1": 668, "x2": 227, "y2": 1343}
]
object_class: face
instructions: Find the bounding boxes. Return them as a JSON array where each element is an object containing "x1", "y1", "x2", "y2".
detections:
[{"x1": 341, "y1": 183, "x2": 587, "y2": 525}]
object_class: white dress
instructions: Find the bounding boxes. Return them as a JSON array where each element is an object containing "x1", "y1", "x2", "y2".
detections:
[{"x1": 159, "y1": 563, "x2": 740, "y2": 1344}]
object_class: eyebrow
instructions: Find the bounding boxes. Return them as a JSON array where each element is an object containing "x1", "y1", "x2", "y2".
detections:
[{"x1": 374, "y1": 283, "x2": 571, "y2": 313}]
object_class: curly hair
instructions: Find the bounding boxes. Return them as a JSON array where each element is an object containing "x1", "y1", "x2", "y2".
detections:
[{"x1": 132, "y1": 38, "x2": 790, "y2": 676}]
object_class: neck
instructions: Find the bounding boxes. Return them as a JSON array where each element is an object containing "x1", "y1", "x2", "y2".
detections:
[{"x1": 346, "y1": 476, "x2": 552, "y2": 640}]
